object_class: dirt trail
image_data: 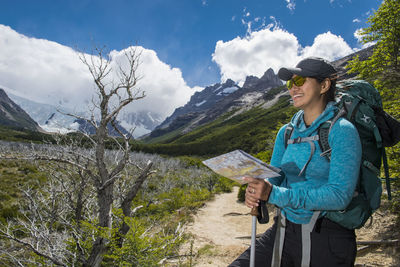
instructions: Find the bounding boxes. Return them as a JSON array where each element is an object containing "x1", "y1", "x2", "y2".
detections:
[{"x1": 178, "y1": 187, "x2": 399, "y2": 267}]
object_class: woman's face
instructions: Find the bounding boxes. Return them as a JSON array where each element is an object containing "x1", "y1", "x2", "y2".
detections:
[{"x1": 288, "y1": 75, "x2": 326, "y2": 110}]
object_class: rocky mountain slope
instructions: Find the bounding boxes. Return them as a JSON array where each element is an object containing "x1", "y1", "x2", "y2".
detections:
[
  {"x1": 0, "y1": 88, "x2": 43, "y2": 132},
  {"x1": 148, "y1": 68, "x2": 283, "y2": 140}
]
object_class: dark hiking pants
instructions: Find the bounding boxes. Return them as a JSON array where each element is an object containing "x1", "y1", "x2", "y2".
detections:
[{"x1": 229, "y1": 216, "x2": 356, "y2": 267}]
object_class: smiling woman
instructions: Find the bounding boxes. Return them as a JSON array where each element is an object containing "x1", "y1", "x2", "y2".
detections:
[
  {"x1": 230, "y1": 57, "x2": 362, "y2": 267},
  {"x1": 287, "y1": 76, "x2": 329, "y2": 123},
  {"x1": 281, "y1": 58, "x2": 337, "y2": 125}
]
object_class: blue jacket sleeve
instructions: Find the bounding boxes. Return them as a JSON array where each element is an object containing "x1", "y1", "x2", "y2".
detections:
[{"x1": 269, "y1": 119, "x2": 362, "y2": 211}]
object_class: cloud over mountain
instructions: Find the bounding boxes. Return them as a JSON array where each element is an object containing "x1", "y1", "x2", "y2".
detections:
[
  {"x1": 301, "y1": 31, "x2": 353, "y2": 59},
  {"x1": 212, "y1": 27, "x2": 354, "y2": 85},
  {"x1": 212, "y1": 27, "x2": 299, "y2": 85},
  {"x1": 0, "y1": 25, "x2": 92, "y2": 108},
  {"x1": 0, "y1": 24, "x2": 198, "y2": 121},
  {"x1": 109, "y1": 48, "x2": 196, "y2": 118}
]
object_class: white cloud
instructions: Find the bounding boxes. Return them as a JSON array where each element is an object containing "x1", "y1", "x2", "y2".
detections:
[
  {"x1": 109, "y1": 47, "x2": 196, "y2": 118},
  {"x1": 240, "y1": 12, "x2": 268, "y2": 39},
  {"x1": 212, "y1": 26, "x2": 300, "y2": 85},
  {"x1": 212, "y1": 27, "x2": 355, "y2": 85},
  {"x1": 301, "y1": 31, "x2": 353, "y2": 60},
  {"x1": 354, "y1": 28, "x2": 363, "y2": 43},
  {"x1": 0, "y1": 24, "x2": 197, "y2": 121},
  {"x1": 286, "y1": 0, "x2": 296, "y2": 12},
  {"x1": 353, "y1": 18, "x2": 361, "y2": 23},
  {"x1": 0, "y1": 25, "x2": 92, "y2": 109},
  {"x1": 354, "y1": 28, "x2": 375, "y2": 49}
]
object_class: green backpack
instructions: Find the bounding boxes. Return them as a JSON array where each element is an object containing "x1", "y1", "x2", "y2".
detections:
[{"x1": 284, "y1": 80, "x2": 392, "y2": 229}]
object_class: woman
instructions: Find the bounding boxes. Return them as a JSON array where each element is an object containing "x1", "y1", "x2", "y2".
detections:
[{"x1": 229, "y1": 57, "x2": 361, "y2": 267}]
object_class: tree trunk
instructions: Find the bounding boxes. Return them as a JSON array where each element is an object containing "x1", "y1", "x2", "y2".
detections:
[
  {"x1": 117, "y1": 161, "x2": 153, "y2": 247},
  {"x1": 85, "y1": 180, "x2": 114, "y2": 266},
  {"x1": 84, "y1": 238, "x2": 106, "y2": 267}
]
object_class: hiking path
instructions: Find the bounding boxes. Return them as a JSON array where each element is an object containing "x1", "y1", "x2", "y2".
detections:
[{"x1": 175, "y1": 187, "x2": 400, "y2": 267}]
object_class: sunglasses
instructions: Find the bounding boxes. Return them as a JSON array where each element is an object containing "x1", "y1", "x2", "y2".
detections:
[{"x1": 286, "y1": 76, "x2": 307, "y2": 89}]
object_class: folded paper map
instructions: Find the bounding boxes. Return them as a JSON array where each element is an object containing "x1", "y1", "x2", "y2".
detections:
[{"x1": 202, "y1": 149, "x2": 281, "y2": 184}]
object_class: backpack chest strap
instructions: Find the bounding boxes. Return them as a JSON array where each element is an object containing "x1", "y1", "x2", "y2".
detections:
[{"x1": 287, "y1": 135, "x2": 319, "y2": 145}]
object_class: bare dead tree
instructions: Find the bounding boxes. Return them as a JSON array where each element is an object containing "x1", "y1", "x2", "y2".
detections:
[
  {"x1": 0, "y1": 46, "x2": 156, "y2": 266},
  {"x1": 68, "y1": 46, "x2": 158, "y2": 267}
]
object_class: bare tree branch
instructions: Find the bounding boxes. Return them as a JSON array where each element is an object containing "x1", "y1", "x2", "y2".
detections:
[
  {"x1": 118, "y1": 160, "x2": 154, "y2": 244},
  {"x1": 0, "y1": 228, "x2": 68, "y2": 267}
]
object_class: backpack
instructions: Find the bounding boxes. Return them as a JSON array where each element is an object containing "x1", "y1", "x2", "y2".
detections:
[{"x1": 284, "y1": 80, "x2": 399, "y2": 229}]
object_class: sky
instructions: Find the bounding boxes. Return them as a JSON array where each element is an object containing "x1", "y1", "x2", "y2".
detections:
[{"x1": 0, "y1": 0, "x2": 381, "y2": 122}]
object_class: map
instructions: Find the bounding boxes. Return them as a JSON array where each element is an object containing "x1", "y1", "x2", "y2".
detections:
[{"x1": 202, "y1": 149, "x2": 281, "y2": 184}]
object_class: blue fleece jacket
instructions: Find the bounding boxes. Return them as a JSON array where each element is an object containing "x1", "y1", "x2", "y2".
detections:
[{"x1": 268, "y1": 102, "x2": 362, "y2": 224}]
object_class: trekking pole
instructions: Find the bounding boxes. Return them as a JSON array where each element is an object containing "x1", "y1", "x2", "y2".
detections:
[
  {"x1": 382, "y1": 148, "x2": 392, "y2": 200},
  {"x1": 250, "y1": 206, "x2": 259, "y2": 267}
]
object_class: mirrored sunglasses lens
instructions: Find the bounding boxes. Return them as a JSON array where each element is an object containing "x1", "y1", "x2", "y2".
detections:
[
  {"x1": 293, "y1": 76, "x2": 306, "y2": 87},
  {"x1": 286, "y1": 80, "x2": 293, "y2": 89}
]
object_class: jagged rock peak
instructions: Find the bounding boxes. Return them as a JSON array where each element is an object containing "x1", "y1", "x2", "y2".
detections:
[
  {"x1": 242, "y1": 68, "x2": 281, "y2": 89},
  {"x1": 242, "y1": 76, "x2": 259, "y2": 89},
  {"x1": 224, "y1": 78, "x2": 236, "y2": 87},
  {"x1": 260, "y1": 68, "x2": 276, "y2": 81}
]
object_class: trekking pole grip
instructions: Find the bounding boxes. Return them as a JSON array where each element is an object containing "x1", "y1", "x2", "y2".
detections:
[{"x1": 250, "y1": 206, "x2": 259, "y2": 216}]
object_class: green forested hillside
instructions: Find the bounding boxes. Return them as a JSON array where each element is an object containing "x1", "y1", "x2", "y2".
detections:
[{"x1": 0, "y1": 125, "x2": 51, "y2": 143}]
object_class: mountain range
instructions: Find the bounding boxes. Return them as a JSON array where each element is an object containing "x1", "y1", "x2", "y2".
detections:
[
  {"x1": 0, "y1": 46, "x2": 372, "y2": 142},
  {"x1": 0, "y1": 67, "x2": 283, "y2": 139},
  {"x1": 4, "y1": 92, "x2": 163, "y2": 137}
]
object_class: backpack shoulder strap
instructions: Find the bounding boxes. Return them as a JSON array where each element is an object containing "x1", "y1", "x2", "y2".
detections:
[
  {"x1": 318, "y1": 121, "x2": 332, "y2": 161},
  {"x1": 317, "y1": 107, "x2": 347, "y2": 161},
  {"x1": 284, "y1": 124, "x2": 294, "y2": 149}
]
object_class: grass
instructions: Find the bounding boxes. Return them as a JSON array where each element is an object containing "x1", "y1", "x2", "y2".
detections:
[
  {"x1": 0, "y1": 160, "x2": 47, "y2": 221},
  {"x1": 0, "y1": 125, "x2": 51, "y2": 143}
]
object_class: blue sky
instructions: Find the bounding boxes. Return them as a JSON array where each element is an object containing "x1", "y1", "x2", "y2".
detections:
[
  {"x1": 0, "y1": 0, "x2": 381, "y2": 122},
  {"x1": 1, "y1": 0, "x2": 380, "y2": 86}
]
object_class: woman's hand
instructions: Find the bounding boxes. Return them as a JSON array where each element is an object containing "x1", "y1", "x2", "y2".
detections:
[{"x1": 244, "y1": 177, "x2": 273, "y2": 209}]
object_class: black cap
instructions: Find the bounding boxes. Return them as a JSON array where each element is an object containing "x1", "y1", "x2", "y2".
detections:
[{"x1": 278, "y1": 57, "x2": 337, "y2": 81}]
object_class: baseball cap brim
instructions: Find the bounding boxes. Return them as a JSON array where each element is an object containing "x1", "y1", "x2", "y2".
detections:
[
  {"x1": 278, "y1": 57, "x2": 337, "y2": 81},
  {"x1": 278, "y1": 67, "x2": 326, "y2": 81}
]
